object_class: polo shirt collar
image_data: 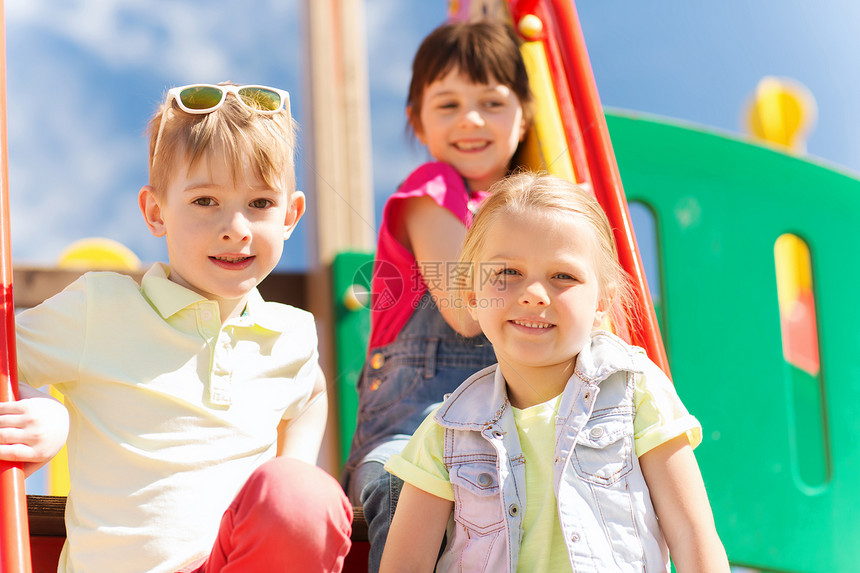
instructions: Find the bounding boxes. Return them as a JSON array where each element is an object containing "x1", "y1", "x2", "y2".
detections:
[
  {"x1": 238, "y1": 289, "x2": 287, "y2": 332},
  {"x1": 140, "y1": 263, "x2": 284, "y2": 332},
  {"x1": 141, "y1": 263, "x2": 206, "y2": 319}
]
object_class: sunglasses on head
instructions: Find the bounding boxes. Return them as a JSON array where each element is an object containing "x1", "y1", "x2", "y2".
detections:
[
  {"x1": 151, "y1": 83, "x2": 291, "y2": 168},
  {"x1": 167, "y1": 84, "x2": 290, "y2": 115}
]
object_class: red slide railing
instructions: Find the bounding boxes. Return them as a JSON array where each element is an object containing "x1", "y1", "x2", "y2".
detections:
[
  {"x1": 0, "y1": 0, "x2": 33, "y2": 570},
  {"x1": 510, "y1": 0, "x2": 671, "y2": 376}
]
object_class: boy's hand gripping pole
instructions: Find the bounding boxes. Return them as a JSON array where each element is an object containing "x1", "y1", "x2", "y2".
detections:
[{"x1": 0, "y1": 1, "x2": 33, "y2": 571}]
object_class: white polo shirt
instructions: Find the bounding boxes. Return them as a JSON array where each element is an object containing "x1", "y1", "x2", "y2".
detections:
[{"x1": 17, "y1": 264, "x2": 319, "y2": 573}]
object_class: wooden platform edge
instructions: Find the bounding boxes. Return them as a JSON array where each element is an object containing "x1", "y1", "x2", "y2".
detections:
[
  {"x1": 27, "y1": 495, "x2": 66, "y2": 537},
  {"x1": 350, "y1": 506, "x2": 367, "y2": 542},
  {"x1": 27, "y1": 495, "x2": 368, "y2": 542}
]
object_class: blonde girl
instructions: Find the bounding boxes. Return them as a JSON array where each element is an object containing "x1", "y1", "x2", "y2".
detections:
[{"x1": 381, "y1": 172, "x2": 729, "y2": 572}]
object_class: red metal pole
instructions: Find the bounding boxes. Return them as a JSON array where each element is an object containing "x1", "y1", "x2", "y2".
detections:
[
  {"x1": 539, "y1": 0, "x2": 671, "y2": 376},
  {"x1": 0, "y1": 0, "x2": 33, "y2": 570}
]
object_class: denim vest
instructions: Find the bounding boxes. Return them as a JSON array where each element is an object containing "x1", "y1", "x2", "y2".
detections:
[
  {"x1": 343, "y1": 292, "x2": 497, "y2": 482},
  {"x1": 434, "y1": 331, "x2": 670, "y2": 573}
]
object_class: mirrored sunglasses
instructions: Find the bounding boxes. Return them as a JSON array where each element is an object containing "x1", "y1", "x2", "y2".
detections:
[
  {"x1": 166, "y1": 84, "x2": 290, "y2": 115},
  {"x1": 151, "y1": 83, "x2": 291, "y2": 170}
]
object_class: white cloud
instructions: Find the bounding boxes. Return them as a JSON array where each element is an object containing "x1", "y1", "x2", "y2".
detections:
[
  {"x1": 6, "y1": 56, "x2": 149, "y2": 263},
  {"x1": 7, "y1": 0, "x2": 300, "y2": 81}
]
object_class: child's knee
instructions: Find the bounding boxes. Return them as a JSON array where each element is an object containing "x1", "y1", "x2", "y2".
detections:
[
  {"x1": 224, "y1": 459, "x2": 352, "y2": 570},
  {"x1": 245, "y1": 457, "x2": 352, "y2": 532}
]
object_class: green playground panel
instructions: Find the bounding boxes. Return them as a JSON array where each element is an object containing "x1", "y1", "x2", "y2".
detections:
[
  {"x1": 332, "y1": 111, "x2": 860, "y2": 571},
  {"x1": 609, "y1": 110, "x2": 860, "y2": 571},
  {"x1": 332, "y1": 251, "x2": 373, "y2": 461}
]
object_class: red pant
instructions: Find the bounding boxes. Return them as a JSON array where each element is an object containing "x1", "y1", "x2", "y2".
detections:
[{"x1": 180, "y1": 457, "x2": 352, "y2": 573}]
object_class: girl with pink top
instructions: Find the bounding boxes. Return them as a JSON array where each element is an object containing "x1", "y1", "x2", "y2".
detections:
[{"x1": 341, "y1": 20, "x2": 533, "y2": 572}]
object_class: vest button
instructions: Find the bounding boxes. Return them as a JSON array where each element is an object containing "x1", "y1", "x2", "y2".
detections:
[
  {"x1": 590, "y1": 426, "x2": 605, "y2": 439},
  {"x1": 477, "y1": 473, "x2": 493, "y2": 487},
  {"x1": 370, "y1": 352, "x2": 385, "y2": 370},
  {"x1": 571, "y1": 531, "x2": 580, "y2": 542},
  {"x1": 508, "y1": 504, "x2": 519, "y2": 517},
  {"x1": 492, "y1": 430, "x2": 504, "y2": 439},
  {"x1": 369, "y1": 378, "x2": 382, "y2": 391}
]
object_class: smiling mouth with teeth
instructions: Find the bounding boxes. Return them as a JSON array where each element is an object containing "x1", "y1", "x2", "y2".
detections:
[
  {"x1": 454, "y1": 141, "x2": 490, "y2": 151},
  {"x1": 512, "y1": 320, "x2": 553, "y2": 329},
  {"x1": 211, "y1": 255, "x2": 252, "y2": 263}
]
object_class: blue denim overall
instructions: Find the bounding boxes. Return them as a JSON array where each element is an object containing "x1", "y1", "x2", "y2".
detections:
[{"x1": 342, "y1": 292, "x2": 497, "y2": 573}]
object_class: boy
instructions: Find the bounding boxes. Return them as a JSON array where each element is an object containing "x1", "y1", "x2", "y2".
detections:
[{"x1": 0, "y1": 83, "x2": 352, "y2": 572}]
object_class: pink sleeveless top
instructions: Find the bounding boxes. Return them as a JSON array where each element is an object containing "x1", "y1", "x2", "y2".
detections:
[{"x1": 368, "y1": 162, "x2": 489, "y2": 350}]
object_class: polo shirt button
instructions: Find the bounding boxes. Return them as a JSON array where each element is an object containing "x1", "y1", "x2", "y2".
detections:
[
  {"x1": 370, "y1": 352, "x2": 385, "y2": 370},
  {"x1": 201, "y1": 310, "x2": 213, "y2": 322},
  {"x1": 369, "y1": 378, "x2": 382, "y2": 391}
]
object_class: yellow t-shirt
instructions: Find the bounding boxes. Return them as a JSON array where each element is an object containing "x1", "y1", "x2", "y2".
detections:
[
  {"x1": 386, "y1": 366, "x2": 701, "y2": 572},
  {"x1": 513, "y1": 396, "x2": 570, "y2": 572}
]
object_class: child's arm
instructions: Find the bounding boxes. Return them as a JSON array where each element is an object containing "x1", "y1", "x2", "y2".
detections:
[
  {"x1": 0, "y1": 382, "x2": 69, "y2": 477},
  {"x1": 639, "y1": 435, "x2": 730, "y2": 572},
  {"x1": 277, "y1": 363, "x2": 327, "y2": 465},
  {"x1": 380, "y1": 482, "x2": 452, "y2": 573},
  {"x1": 402, "y1": 196, "x2": 482, "y2": 337}
]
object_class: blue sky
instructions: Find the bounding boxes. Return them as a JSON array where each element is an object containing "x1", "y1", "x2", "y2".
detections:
[{"x1": 5, "y1": 1, "x2": 860, "y2": 271}]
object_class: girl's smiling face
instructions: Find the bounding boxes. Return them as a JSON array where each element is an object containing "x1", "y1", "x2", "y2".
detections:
[
  {"x1": 467, "y1": 210, "x2": 609, "y2": 401},
  {"x1": 413, "y1": 68, "x2": 526, "y2": 191}
]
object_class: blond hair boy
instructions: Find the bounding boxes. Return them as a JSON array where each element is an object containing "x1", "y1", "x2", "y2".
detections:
[{"x1": 0, "y1": 83, "x2": 352, "y2": 573}]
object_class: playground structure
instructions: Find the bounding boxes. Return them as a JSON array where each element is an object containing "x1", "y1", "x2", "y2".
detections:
[
  {"x1": 4, "y1": 0, "x2": 860, "y2": 572},
  {"x1": 335, "y1": 2, "x2": 860, "y2": 571}
]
